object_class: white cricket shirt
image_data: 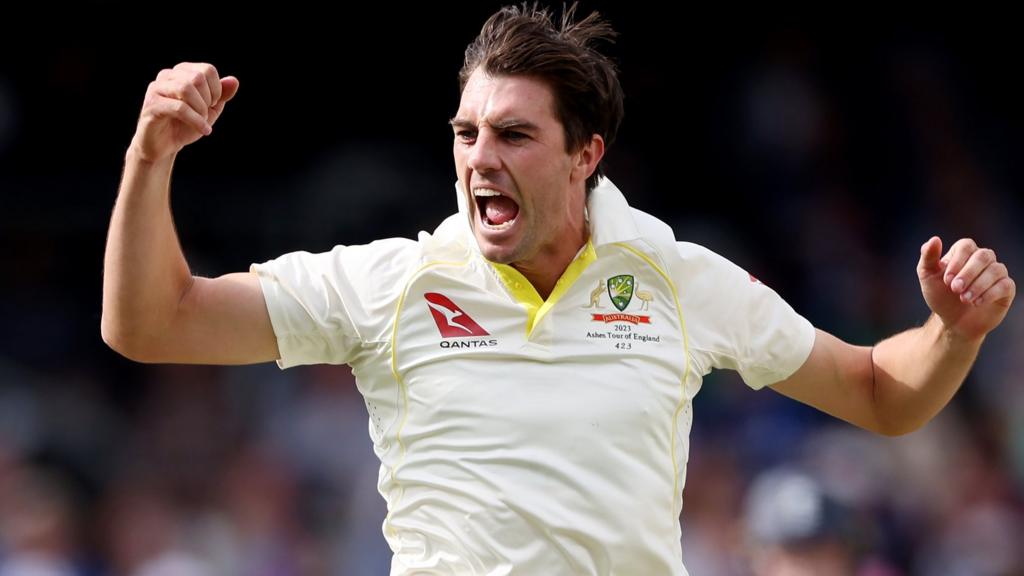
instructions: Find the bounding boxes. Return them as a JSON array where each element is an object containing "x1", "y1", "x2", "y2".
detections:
[{"x1": 251, "y1": 178, "x2": 815, "y2": 575}]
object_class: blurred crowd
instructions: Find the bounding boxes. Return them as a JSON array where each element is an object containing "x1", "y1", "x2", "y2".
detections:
[{"x1": 0, "y1": 9, "x2": 1021, "y2": 576}]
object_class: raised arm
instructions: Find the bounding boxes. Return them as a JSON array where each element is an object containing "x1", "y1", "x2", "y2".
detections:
[
  {"x1": 771, "y1": 237, "x2": 1015, "y2": 436},
  {"x1": 101, "y1": 62, "x2": 279, "y2": 364}
]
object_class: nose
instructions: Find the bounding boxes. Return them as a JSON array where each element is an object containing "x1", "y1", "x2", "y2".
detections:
[{"x1": 466, "y1": 130, "x2": 502, "y2": 174}]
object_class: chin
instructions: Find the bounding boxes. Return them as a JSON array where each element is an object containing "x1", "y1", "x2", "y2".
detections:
[
  {"x1": 477, "y1": 240, "x2": 518, "y2": 264},
  {"x1": 471, "y1": 220, "x2": 525, "y2": 264}
]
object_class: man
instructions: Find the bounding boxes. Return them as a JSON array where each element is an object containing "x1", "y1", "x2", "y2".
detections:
[{"x1": 101, "y1": 5, "x2": 1015, "y2": 575}]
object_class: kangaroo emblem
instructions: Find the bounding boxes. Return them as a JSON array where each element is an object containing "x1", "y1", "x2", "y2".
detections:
[
  {"x1": 425, "y1": 300, "x2": 473, "y2": 334},
  {"x1": 583, "y1": 279, "x2": 605, "y2": 308}
]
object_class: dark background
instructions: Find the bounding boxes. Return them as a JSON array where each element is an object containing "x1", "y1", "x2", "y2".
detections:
[{"x1": 0, "y1": 4, "x2": 1021, "y2": 574}]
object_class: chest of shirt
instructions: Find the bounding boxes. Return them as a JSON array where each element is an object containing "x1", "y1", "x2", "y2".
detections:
[
  {"x1": 370, "y1": 247, "x2": 687, "y2": 463},
  {"x1": 389, "y1": 248, "x2": 688, "y2": 408}
]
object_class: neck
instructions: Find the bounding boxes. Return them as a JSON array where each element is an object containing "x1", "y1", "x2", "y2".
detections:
[{"x1": 512, "y1": 222, "x2": 589, "y2": 300}]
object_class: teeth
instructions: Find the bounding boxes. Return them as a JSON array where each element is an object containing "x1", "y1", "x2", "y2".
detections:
[{"x1": 473, "y1": 188, "x2": 502, "y2": 197}]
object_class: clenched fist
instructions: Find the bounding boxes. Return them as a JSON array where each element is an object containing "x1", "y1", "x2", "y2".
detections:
[
  {"x1": 918, "y1": 236, "x2": 1016, "y2": 342},
  {"x1": 128, "y1": 62, "x2": 238, "y2": 163}
]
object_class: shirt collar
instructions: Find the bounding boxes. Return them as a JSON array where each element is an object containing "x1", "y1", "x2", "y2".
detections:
[{"x1": 585, "y1": 176, "x2": 642, "y2": 246}]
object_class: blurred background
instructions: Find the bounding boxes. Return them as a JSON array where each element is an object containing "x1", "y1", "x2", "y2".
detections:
[{"x1": 0, "y1": 3, "x2": 1021, "y2": 575}]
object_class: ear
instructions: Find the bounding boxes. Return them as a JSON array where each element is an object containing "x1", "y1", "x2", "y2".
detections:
[{"x1": 570, "y1": 134, "x2": 605, "y2": 186}]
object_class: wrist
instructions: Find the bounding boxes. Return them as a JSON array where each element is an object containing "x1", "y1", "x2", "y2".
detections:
[
  {"x1": 929, "y1": 314, "x2": 984, "y2": 350},
  {"x1": 125, "y1": 139, "x2": 176, "y2": 169},
  {"x1": 125, "y1": 147, "x2": 175, "y2": 174}
]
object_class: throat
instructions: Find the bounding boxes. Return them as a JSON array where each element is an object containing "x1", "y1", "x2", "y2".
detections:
[{"x1": 511, "y1": 237, "x2": 591, "y2": 300}]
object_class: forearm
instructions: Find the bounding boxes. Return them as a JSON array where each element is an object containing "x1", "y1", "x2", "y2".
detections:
[
  {"x1": 774, "y1": 237, "x2": 1012, "y2": 436},
  {"x1": 871, "y1": 314, "x2": 982, "y2": 434},
  {"x1": 101, "y1": 148, "x2": 194, "y2": 355}
]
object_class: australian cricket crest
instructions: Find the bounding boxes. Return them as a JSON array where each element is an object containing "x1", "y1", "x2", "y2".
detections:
[
  {"x1": 607, "y1": 274, "x2": 634, "y2": 311},
  {"x1": 584, "y1": 274, "x2": 652, "y2": 326},
  {"x1": 583, "y1": 272, "x2": 660, "y2": 348}
]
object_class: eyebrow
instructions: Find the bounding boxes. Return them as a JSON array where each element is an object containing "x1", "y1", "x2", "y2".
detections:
[{"x1": 449, "y1": 118, "x2": 540, "y2": 132}]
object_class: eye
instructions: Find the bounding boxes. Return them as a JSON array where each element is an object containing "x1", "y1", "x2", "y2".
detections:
[
  {"x1": 503, "y1": 130, "x2": 527, "y2": 142},
  {"x1": 455, "y1": 130, "x2": 477, "y2": 143}
]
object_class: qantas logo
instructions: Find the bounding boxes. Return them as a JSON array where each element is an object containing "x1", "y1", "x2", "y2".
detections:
[{"x1": 423, "y1": 293, "x2": 490, "y2": 338}]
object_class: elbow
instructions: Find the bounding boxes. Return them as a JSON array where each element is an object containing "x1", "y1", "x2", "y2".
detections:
[
  {"x1": 875, "y1": 424, "x2": 917, "y2": 438},
  {"x1": 872, "y1": 414, "x2": 927, "y2": 437},
  {"x1": 101, "y1": 314, "x2": 162, "y2": 363}
]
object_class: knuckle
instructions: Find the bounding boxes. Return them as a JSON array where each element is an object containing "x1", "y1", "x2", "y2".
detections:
[
  {"x1": 953, "y1": 238, "x2": 974, "y2": 254},
  {"x1": 142, "y1": 92, "x2": 159, "y2": 110},
  {"x1": 168, "y1": 82, "x2": 188, "y2": 99},
  {"x1": 181, "y1": 87, "x2": 197, "y2": 103}
]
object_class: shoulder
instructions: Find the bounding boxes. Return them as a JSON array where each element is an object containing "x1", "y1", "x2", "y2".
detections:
[
  {"x1": 675, "y1": 241, "x2": 747, "y2": 277},
  {"x1": 626, "y1": 208, "x2": 743, "y2": 281},
  {"x1": 418, "y1": 213, "x2": 474, "y2": 261},
  {"x1": 630, "y1": 207, "x2": 677, "y2": 247}
]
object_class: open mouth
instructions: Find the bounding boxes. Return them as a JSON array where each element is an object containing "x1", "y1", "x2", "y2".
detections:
[{"x1": 474, "y1": 189, "x2": 520, "y2": 230}]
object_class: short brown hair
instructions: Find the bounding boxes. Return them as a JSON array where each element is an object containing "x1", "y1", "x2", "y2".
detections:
[{"x1": 459, "y1": 3, "x2": 624, "y2": 194}]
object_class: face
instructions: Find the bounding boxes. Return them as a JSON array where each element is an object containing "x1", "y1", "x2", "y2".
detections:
[{"x1": 452, "y1": 68, "x2": 595, "y2": 265}]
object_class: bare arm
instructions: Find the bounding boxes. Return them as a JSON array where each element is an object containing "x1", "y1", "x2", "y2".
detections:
[
  {"x1": 771, "y1": 237, "x2": 1015, "y2": 436},
  {"x1": 101, "y1": 63, "x2": 279, "y2": 364}
]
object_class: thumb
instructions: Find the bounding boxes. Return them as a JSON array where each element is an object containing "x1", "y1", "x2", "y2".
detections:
[
  {"x1": 208, "y1": 76, "x2": 239, "y2": 126},
  {"x1": 917, "y1": 236, "x2": 944, "y2": 280},
  {"x1": 218, "y1": 76, "x2": 240, "y2": 106}
]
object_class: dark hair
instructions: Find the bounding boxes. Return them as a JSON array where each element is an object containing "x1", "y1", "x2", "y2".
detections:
[{"x1": 459, "y1": 3, "x2": 624, "y2": 194}]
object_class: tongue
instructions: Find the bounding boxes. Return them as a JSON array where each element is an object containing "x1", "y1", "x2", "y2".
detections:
[{"x1": 485, "y1": 196, "x2": 519, "y2": 225}]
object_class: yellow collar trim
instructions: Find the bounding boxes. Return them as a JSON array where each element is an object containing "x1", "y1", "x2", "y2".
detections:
[{"x1": 488, "y1": 241, "x2": 597, "y2": 338}]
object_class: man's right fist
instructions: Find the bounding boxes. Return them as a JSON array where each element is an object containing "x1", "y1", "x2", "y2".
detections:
[{"x1": 128, "y1": 62, "x2": 239, "y2": 163}]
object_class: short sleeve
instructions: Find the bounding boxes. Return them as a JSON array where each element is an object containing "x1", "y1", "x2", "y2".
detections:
[
  {"x1": 250, "y1": 237, "x2": 420, "y2": 368},
  {"x1": 677, "y1": 242, "x2": 815, "y2": 389}
]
